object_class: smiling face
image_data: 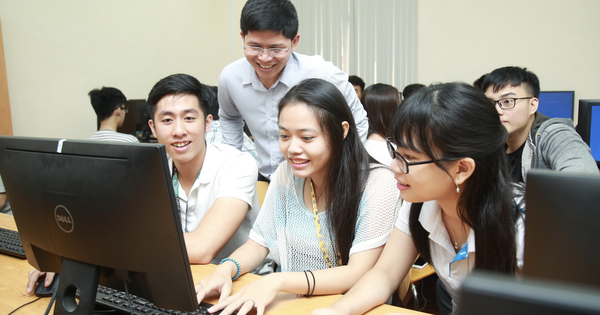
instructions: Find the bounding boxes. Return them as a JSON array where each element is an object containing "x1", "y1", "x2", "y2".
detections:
[
  {"x1": 242, "y1": 30, "x2": 299, "y2": 90},
  {"x1": 390, "y1": 142, "x2": 456, "y2": 204},
  {"x1": 148, "y1": 94, "x2": 212, "y2": 169},
  {"x1": 279, "y1": 103, "x2": 330, "y2": 184}
]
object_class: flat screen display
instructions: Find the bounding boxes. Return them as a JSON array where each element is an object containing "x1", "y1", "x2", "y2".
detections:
[{"x1": 538, "y1": 91, "x2": 574, "y2": 119}]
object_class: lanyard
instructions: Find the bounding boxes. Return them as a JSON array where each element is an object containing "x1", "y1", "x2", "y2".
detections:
[
  {"x1": 310, "y1": 181, "x2": 342, "y2": 268},
  {"x1": 172, "y1": 164, "x2": 201, "y2": 233}
]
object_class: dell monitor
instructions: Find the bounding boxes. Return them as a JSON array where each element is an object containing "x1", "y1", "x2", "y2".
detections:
[
  {"x1": 577, "y1": 99, "x2": 600, "y2": 166},
  {"x1": 524, "y1": 169, "x2": 600, "y2": 287},
  {"x1": 0, "y1": 136, "x2": 197, "y2": 314},
  {"x1": 537, "y1": 91, "x2": 575, "y2": 119}
]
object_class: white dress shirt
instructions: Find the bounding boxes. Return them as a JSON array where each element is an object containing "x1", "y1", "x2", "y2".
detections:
[{"x1": 218, "y1": 52, "x2": 368, "y2": 179}]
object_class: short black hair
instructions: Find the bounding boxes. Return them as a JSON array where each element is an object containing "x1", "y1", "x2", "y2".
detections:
[
  {"x1": 88, "y1": 87, "x2": 127, "y2": 121},
  {"x1": 348, "y1": 75, "x2": 365, "y2": 91},
  {"x1": 473, "y1": 73, "x2": 488, "y2": 91},
  {"x1": 401, "y1": 83, "x2": 426, "y2": 101},
  {"x1": 240, "y1": 0, "x2": 299, "y2": 39},
  {"x1": 146, "y1": 74, "x2": 215, "y2": 121},
  {"x1": 206, "y1": 85, "x2": 219, "y2": 120},
  {"x1": 482, "y1": 66, "x2": 540, "y2": 98}
]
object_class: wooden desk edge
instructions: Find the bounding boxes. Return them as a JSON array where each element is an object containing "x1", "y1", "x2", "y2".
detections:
[{"x1": 0, "y1": 213, "x2": 429, "y2": 314}]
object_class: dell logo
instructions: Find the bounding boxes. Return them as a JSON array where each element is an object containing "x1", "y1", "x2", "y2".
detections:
[{"x1": 54, "y1": 205, "x2": 74, "y2": 233}]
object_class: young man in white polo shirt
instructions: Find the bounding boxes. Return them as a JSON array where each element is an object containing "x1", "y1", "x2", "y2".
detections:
[
  {"x1": 27, "y1": 74, "x2": 261, "y2": 294},
  {"x1": 147, "y1": 73, "x2": 260, "y2": 265}
]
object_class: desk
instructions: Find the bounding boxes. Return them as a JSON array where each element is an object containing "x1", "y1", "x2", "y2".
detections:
[{"x1": 0, "y1": 213, "x2": 429, "y2": 314}]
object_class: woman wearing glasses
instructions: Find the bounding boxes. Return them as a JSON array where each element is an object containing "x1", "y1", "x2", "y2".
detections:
[
  {"x1": 195, "y1": 78, "x2": 400, "y2": 315},
  {"x1": 314, "y1": 82, "x2": 525, "y2": 315}
]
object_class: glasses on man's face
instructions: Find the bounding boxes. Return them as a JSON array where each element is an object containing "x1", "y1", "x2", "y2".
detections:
[
  {"x1": 386, "y1": 137, "x2": 449, "y2": 174},
  {"x1": 243, "y1": 43, "x2": 291, "y2": 57},
  {"x1": 491, "y1": 97, "x2": 534, "y2": 110},
  {"x1": 120, "y1": 106, "x2": 129, "y2": 114}
]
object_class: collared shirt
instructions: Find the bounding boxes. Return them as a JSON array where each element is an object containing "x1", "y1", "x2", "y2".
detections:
[
  {"x1": 205, "y1": 120, "x2": 259, "y2": 167},
  {"x1": 395, "y1": 200, "x2": 525, "y2": 314},
  {"x1": 168, "y1": 143, "x2": 260, "y2": 265},
  {"x1": 218, "y1": 52, "x2": 368, "y2": 179}
]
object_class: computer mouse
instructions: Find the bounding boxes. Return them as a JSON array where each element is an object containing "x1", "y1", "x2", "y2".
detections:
[{"x1": 35, "y1": 274, "x2": 60, "y2": 297}]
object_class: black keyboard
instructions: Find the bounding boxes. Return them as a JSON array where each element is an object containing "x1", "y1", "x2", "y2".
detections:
[
  {"x1": 0, "y1": 227, "x2": 26, "y2": 259},
  {"x1": 95, "y1": 285, "x2": 237, "y2": 315}
]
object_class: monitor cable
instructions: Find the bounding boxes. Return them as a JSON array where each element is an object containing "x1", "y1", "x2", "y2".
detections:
[
  {"x1": 43, "y1": 285, "x2": 59, "y2": 315},
  {"x1": 123, "y1": 280, "x2": 135, "y2": 315}
]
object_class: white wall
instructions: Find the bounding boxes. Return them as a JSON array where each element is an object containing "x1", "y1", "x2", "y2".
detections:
[
  {"x1": 2, "y1": 0, "x2": 598, "y2": 138},
  {"x1": 417, "y1": 0, "x2": 600, "y2": 122},
  {"x1": 0, "y1": 0, "x2": 246, "y2": 139}
]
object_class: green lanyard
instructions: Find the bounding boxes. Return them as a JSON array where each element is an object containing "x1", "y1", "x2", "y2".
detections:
[{"x1": 172, "y1": 164, "x2": 201, "y2": 232}]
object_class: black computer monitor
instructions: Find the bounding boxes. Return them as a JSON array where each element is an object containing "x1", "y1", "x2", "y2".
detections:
[
  {"x1": 577, "y1": 99, "x2": 600, "y2": 166},
  {"x1": 460, "y1": 271, "x2": 600, "y2": 315},
  {"x1": 537, "y1": 91, "x2": 575, "y2": 119},
  {"x1": 0, "y1": 136, "x2": 197, "y2": 314},
  {"x1": 524, "y1": 169, "x2": 600, "y2": 287}
]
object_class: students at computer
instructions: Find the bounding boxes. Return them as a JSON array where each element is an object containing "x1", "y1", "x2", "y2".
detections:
[
  {"x1": 87, "y1": 87, "x2": 139, "y2": 143},
  {"x1": 195, "y1": 78, "x2": 400, "y2": 315},
  {"x1": 312, "y1": 83, "x2": 525, "y2": 315},
  {"x1": 481, "y1": 66, "x2": 597, "y2": 183},
  {"x1": 26, "y1": 74, "x2": 261, "y2": 295}
]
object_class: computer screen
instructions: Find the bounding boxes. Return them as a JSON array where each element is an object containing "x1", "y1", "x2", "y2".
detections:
[
  {"x1": 524, "y1": 169, "x2": 600, "y2": 287},
  {"x1": 460, "y1": 271, "x2": 600, "y2": 315},
  {"x1": 537, "y1": 91, "x2": 575, "y2": 119},
  {"x1": 0, "y1": 136, "x2": 198, "y2": 313},
  {"x1": 577, "y1": 99, "x2": 600, "y2": 163}
]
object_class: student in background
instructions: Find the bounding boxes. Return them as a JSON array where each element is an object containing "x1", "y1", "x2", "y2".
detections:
[
  {"x1": 313, "y1": 83, "x2": 524, "y2": 315},
  {"x1": 401, "y1": 83, "x2": 425, "y2": 103},
  {"x1": 0, "y1": 175, "x2": 11, "y2": 215},
  {"x1": 87, "y1": 87, "x2": 139, "y2": 143},
  {"x1": 195, "y1": 79, "x2": 400, "y2": 315},
  {"x1": 218, "y1": 0, "x2": 368, "y2": 182},
  {"x1": 361, "y1": 83, "x2": 400, "y2": 165},
  {"x1": 348, "y1": 75, "x2": 366, "y2": 100},
  {"x1": 482, "y1": 66, "x2": 597, "y2": 184},
  {"x1": 27, "y1": 74, "x2": 261, "y2": 294}
]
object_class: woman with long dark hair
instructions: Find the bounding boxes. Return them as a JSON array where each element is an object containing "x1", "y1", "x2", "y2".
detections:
[
  {"x1": 361, "y1": 83, "x2": 400, "y2": 165},
  {"x1": 314, "y1": 82, "x2": 524, "y2": 315},
  {"x1": 195, "y1": 78, "x2": 400, "y2": 315}
]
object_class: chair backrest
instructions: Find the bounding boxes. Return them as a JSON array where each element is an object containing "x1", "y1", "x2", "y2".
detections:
[{"x1": 257, "y1": 181, "x2": 269, "y2": 208}]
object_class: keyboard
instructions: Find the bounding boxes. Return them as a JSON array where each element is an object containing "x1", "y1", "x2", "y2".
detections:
[
  {"x1": 0, "y1": 227, "x2": 27, "y2": 259},
  {"x1": 95, "y1": 285, "x2": 237, "y2": 315}
]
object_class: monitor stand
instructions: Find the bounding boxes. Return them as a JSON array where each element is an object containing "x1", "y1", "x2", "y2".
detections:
[{"x1": 54, "y1": 258, "x2": 99, "y2": 315}]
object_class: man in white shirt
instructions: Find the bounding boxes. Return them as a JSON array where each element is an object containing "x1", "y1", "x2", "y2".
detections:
[
  {"x1": 147, "y1": 73, "x2": 260, "y2": 265},
  {"x1": 218, "y1": 0, "x2": 368, "y2": 181}
]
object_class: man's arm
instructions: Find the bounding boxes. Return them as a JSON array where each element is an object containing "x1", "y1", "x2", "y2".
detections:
[
  {"x1": 218, "y1": 74, "x2": 246, "y2": 150},
  {"x1": 329, "y1": 71, "x2": 369, "y2": 143},
  {"x1": 540, "y1": 122, "x2": 599, "y2": 173},
  {"x1": 185, "y1": 197, "x2": 250, "y2": 264},
  {"x1": 185, "y1": 151, "x2": 258, "y2": 264}
]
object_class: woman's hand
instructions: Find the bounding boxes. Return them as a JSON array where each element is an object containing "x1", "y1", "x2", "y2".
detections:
[
  {"x1": 26, "y1": 270, "x2": 56, "y2": 295},
  {"x1": 206, "y1": 273, "x2": 283, "y2": 315},
  {"x1": 195, "y1": 264, "x2": 236, "y2": 305}
]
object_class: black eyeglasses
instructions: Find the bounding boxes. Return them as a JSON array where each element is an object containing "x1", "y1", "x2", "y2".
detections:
[
  {"x1": 119, "y1": 106, "x2": 129, "y2": 113},
  {"x1": 491, "y1": 97, "x2": 534, "y2": 110},
  {"x1": 386, "y1": 137, "x2": 450, "y2": 174}
]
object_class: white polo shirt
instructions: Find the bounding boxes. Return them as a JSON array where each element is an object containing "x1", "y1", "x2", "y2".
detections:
[
  {"x1": 395, "y1": 200, "x2": 525, "y2": 314},
  {"x1": 169, "y1": 143, "x2": 260, "y2": 265}
]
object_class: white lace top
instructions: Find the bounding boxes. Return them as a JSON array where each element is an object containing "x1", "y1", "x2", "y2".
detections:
[{"x1": 249, "y1": 162, "x2": 401, "y2": 272}]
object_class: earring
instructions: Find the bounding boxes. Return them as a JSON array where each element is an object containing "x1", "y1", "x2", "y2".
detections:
[{"x1": 455, "y1": 179, "x2": 460, "y2": 194}]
